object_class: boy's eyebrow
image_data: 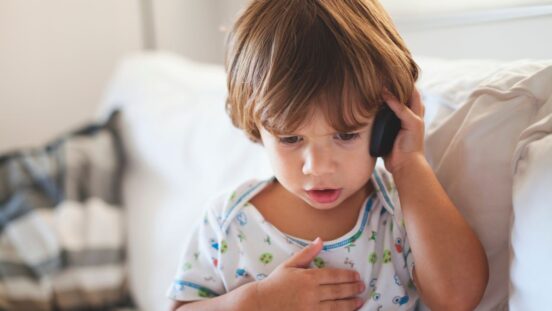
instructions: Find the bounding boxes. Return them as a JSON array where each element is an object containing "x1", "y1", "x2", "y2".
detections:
[{"x1": 277, "y1": 125, "x2": 372, "y2": 137}]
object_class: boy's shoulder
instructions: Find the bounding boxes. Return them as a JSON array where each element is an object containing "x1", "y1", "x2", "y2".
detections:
[{"x1": 203, "y1": 177, "x2": 274, "y2": 232}]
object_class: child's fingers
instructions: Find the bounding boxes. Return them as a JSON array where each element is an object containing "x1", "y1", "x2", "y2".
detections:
[
  {"x1": 318, "y1": 282, "x2": 365, "y2": 301},
  {"x1": 409, "y1": 88, "x2": 425, "y2": 118},
  {"x1": 284, "y1": 237, "x2": 323, "y2": 268},
  {"x1": 382, "y1": 91, "x2": 418, "y2": 126},
  {"x1": 312, "y1": 268, "x2": 360, "y2": 285}
]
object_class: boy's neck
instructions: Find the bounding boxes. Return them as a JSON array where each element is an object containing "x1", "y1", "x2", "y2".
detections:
[{"x1": 253, "y1": 179, "x2": 374, "y2": 242}]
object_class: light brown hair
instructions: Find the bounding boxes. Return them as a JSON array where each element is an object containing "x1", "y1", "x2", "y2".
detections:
[{"x1": 225, "y1": 0, "x2": 419, "y2": 143}]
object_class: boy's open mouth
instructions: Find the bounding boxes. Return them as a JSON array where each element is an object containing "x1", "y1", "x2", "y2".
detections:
[{"x1": 306, "y1": 188, "x2": 342, "y2": 204}]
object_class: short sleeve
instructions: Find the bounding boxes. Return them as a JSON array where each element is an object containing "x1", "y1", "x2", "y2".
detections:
[{"x1": 166, "y1": 203, "x2": 226, "y2": 301}]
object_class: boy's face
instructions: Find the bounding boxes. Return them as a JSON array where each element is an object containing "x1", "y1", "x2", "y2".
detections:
[{"x1": 259, "y1": 107, "x2": 376, "y2": 211}]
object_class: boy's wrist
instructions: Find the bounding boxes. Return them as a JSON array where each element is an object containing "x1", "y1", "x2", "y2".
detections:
[
  {"x1": 232, "y1": 281, "x2": 263, "y2": 311},
  {"x1": 252, "y1": 281, "x2": 264, "y2": 311},
  {"x1": 390, "y1": 153, "x2": 428, "y2": 180}
]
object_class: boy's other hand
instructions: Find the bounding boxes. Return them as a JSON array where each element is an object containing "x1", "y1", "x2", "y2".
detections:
[
  {"x1": 254, "y1": 237, "x2": 365, "y2": 311},
  {"x1": 382, "y1": 87, "x2": 426, "y2": 175}
]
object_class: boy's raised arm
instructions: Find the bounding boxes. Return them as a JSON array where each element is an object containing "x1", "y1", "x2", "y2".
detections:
[
  {"x1": 382, "y1": 88, "x2": 489, "y2": 310},
  {"x1": 393, "y1": 154, "x2": 489, "y2": 310}
]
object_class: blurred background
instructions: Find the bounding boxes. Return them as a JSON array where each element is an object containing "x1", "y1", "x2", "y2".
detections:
[
  {"x1": 1, "y1": 0, "x2": 552, "y2": 152},
  {"x1": 2, "y1": 2, "x2": 552, "y2": 311}
]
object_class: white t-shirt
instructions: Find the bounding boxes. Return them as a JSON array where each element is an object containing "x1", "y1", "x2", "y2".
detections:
[{"x1": 167, "y1": 166, "x2": 419, "y2": 310}]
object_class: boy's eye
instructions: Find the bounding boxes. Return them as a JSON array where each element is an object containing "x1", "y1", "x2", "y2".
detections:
[
  {"x1": 278, "y1": 136, "x2": 302, "y2": 144},
  {"x1": 335, "y1": 132, "x2": 360, "y2": 141}
]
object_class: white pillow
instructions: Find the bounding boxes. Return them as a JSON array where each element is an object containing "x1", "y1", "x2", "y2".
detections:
[
  {"x1": 419, "y1": 58, "x2": 552, "y2": 310},
  {"x1": 416, "y1": 57, "x2": 504, "y2": 131},
  {"x1": 510, "y1": 89, "x2": 552, "y2": 311},
  {"x1": 99, "y1": 52, "x2": 272, "y2": 311}
]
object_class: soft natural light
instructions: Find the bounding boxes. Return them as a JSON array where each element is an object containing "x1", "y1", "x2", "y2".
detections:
[{"x1": 381, "y1": 0, "x2": 552, "y2": 16}]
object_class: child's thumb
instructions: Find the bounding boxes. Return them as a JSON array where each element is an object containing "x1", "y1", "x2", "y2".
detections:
[{"x1": 284, "y1": 237, "x2": 323, "y2": 268}]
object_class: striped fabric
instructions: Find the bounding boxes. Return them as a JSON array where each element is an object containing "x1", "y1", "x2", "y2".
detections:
[{"x1": 0, "y1": 111, "x2": 134, "y2": 310}]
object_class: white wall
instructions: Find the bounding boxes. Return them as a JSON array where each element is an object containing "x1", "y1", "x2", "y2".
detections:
[
  {"x1": 0, "y1": 0, "x2": 248, "y2": 154},
  {"x1": 151, "y1": 0, "x2": 247, "y2": 64},
  {"x1": 382, "y1": 0, "x2": 552, "y2": 15},
  {"x1": 148, "y1": 0, "x2": 552, "y2": 64},
  {"x1": 0, "y1": 0, "x2": 143, "y2": 153},
  {"x1": 152, "y1": 1, "x2": 221, "y2": 64},
  {"x1": 398, "y1": 15, "x2": 552, "y2": 60}
]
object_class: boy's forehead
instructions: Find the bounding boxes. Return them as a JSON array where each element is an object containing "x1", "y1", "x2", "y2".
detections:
[
  {"x1": 292, "y1": 110, "x2": 374, "y2": 136},
  {"x1": 258, "y1": 88, "x2": 380, "y2": 137}
]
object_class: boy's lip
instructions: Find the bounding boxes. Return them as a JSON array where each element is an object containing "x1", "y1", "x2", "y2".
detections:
[
  {"x1": 305, "y1": 184, "x2": 339, "y2": 191},
  {"x1": 306, "y1": 187, "x2": 338, "y2": 191},
  {"x1": 305, "y1": 188, "x2": 342, "y2": 204}
]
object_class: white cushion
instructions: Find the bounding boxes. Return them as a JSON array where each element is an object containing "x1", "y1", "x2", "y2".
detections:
[
  {"x1": 98, "y1": 52, "x2": 272, "y2": 311},
  {"x1": 419, "y1": 58, "x2": 552, "y2": 310},
  {"x1": 510, "y1": 91, "x2": 552, "y2": 311},
  {"x1": 416, "y1": 57, "x2": 504, "y2": 131}
]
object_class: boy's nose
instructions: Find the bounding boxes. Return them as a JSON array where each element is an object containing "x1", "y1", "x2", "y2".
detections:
[{"x1": 302, "y1": 145, "x2": 336, "y2": 177}]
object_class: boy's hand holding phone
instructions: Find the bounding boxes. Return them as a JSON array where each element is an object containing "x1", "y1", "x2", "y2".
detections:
[
  {"x1": 381, "y1": 88, "x2": 426, "y2": 175},
  {"x1": 254, "y1": 238, "x2": 365, "y2": 311}
]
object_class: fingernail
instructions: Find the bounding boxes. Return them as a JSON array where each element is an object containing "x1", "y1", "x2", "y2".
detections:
[{"x1": 313, "y1": 237, "x2": 321, "y2": 245}]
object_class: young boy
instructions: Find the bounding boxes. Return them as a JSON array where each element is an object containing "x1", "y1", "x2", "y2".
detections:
[{"x1": 167, "y1": 0, "x2": 489, "y2": 310}]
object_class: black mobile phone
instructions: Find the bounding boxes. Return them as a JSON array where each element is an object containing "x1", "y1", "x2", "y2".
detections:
[{"x1": 369, "y1": 104, "x2": 401, "y2": 157}]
